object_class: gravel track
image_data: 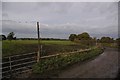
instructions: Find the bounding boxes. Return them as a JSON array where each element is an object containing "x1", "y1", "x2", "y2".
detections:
[{"x1": 58, "y1": 48, "x2": 119, "y2": 78}]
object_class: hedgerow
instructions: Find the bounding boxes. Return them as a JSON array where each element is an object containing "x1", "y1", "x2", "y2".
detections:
[{"x1": 32, "y1": 48, "x2": 103, "y2": 75}]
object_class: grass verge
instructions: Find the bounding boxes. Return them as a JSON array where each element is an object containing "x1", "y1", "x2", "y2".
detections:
[{"x1": 32, "y1": 47, "x2": 104, "y2": 77}]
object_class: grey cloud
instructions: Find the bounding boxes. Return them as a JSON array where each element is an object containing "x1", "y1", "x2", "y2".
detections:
[
  {"x1": 2, "y1": 19, "x2": 118, "y2": 39},
  {"x1": 2, "y1": 13, "x2": 8, "y2": 17},
  {"x1": 2, "y1": 20, "x2": 37, "y2": 37},
  {"x1": 2, "y1": 2, "x2": 118, "y2": 39},
  {"x1": 37, "y1": 2, "x2": 73, "y2": 14}
]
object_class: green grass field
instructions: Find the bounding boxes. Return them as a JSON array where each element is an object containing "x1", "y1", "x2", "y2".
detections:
[
  {"x1": 3, "y1": 40, "x2": 76, "y2": 45},
  {"x1": 2, "y1": 40, "x2": 88, "y2": 57}
]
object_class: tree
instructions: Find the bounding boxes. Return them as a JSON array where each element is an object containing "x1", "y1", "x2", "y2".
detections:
[
  {"x1": 68, "y1": 32, "x2": 98, "y2": 46},
  {"x1": 100, "y1": 37, "x2": 114, "y2": 43},
  {"x1": 69, "y1": 34, "x2": 77, "y2": 41},
  {"x1": 7, "y1": 32, "x2": 15, "y2": 41},
  {"x1": 0, "y1": 35, "x2": 6, "y2": 40},
  {"x1": 116, "y1": 38, "x2": 120, "y2": 41},
  {"x1": 13, "y1": 37, "x2": 16, "y2": 40},
  {"x1": 116, "y1": 38, "x2": 120, "y2": 46},
  {"x1": 77, "y1": 32, "x2": 93, "y2": 46},
  {"x1": 78, "y1": 32, "x2": 90, "y2": 40}
]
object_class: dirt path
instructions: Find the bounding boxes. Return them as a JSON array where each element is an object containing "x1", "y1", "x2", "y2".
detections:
[{"x1": 57, "y1": 48, "x2": 119, "y2": 78}]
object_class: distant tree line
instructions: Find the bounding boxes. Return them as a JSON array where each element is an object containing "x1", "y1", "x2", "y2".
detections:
[
  {"x1": 97, "y1": 37, "x2": 114, "y2": 43},
  {"x1": 1, "y1": 31, "x2": 120, "y2": 45},
  {"x1": 0, "y1": 32, "x2": 68, "y2": 41},
  {"x1": 69, "y1": 32, "x2": 120, "y2": 46},
  {"x1": 17, "y1": 38, "x2": 68, "y2": 41}
]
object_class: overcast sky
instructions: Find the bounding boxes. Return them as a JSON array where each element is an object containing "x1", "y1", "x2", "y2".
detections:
[{"x1": 2, "y1": 2, "x2": 118, "y2": 39}]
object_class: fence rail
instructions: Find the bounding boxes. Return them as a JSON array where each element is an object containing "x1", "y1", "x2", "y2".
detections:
[
  {"x1": 1, "y1": 52, "x2": 37, "y2": 78},
  {"x1": 1, "y1": 48, "x2": 93, "y2": 78},
  {"x1": 41, "y1": 48, "x2": 92, "y2": 59}
]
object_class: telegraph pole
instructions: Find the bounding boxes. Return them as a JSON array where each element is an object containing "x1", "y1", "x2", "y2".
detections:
[{"x1": 37, "y1": 22, "x2": 40, "y2": 62}]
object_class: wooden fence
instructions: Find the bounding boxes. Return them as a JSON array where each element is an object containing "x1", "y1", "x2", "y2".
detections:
[
  {"x1": 1, "y1": 48, "x2": 93, "y2": 78},
  {"x1": 40, "y1": 48, "x2": 92, "y2": 59}
]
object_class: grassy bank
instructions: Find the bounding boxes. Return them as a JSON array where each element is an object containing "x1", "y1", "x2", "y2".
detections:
[
  {"x1": 2, "y1": 40, "x2": 88, "y2": 57},
  {"x1": 32, "y1": 48, "x2": 103, "y2": 77}
]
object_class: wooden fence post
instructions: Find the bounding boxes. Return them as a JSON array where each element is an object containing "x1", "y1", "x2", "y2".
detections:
[
  {"x1": 37, "y1": 22, "x2": 40, "y2": 62},
  {"x1": 9, "y1": 57, "x2": 12, "y2": 77},
  {"x1": 41, "y1": 45, "x2": 42, "y2": 56}
]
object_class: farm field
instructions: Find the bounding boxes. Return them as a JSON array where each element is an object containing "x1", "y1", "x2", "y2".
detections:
[{"x1": 2, "y1": 40, "x2": 89, "y2": 57}]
